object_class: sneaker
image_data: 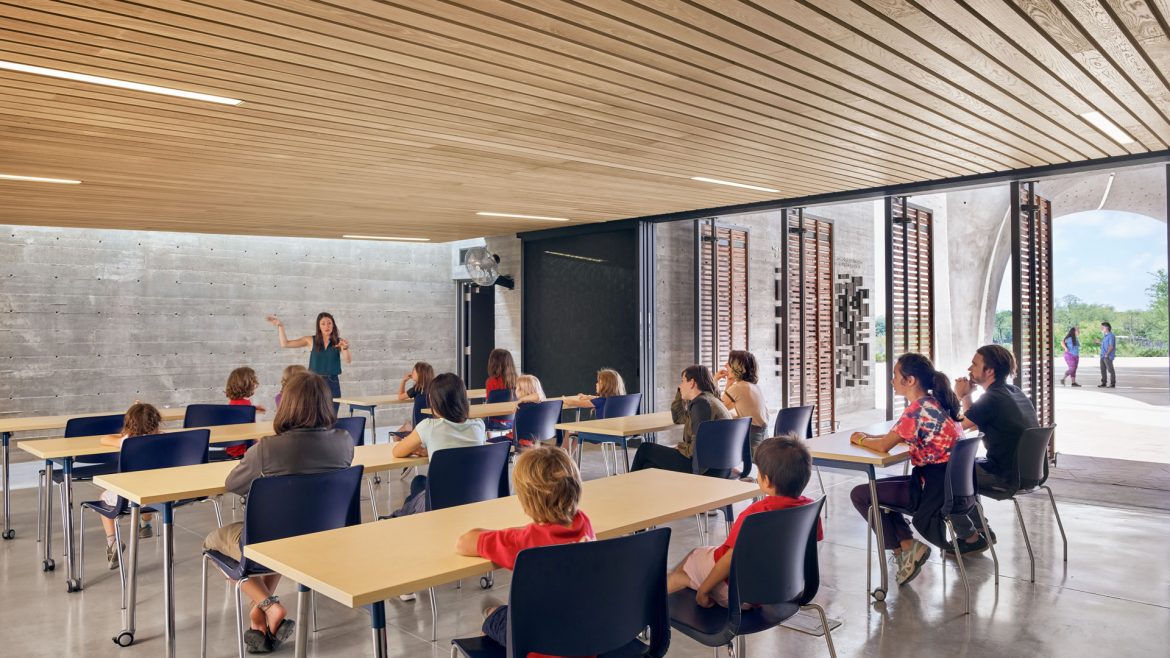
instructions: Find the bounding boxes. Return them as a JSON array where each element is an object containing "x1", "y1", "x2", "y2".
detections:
[
  {"x1": 138, "y1": 522, "x2": 153, "y2": 539},
  {"x1": 944, "y1": 534, "x2": 989, "y2": 557},
  {"x1": 1060, "y1": 376, "x2": 1067, "y2": 386},
  {"x1": 1071, "y1": 383, "x2": 1082, "y2": 388},
  {"x1": 398, "y1": 592, "x2": 417, "y2": 602},
  {"x1": 106, "y1": 542, "x2": 122, "y2": 570},
  {"x1": 896, "y1": 540, "x2": 931, "y2": 586},
  {"x1": 1097, "y1": 384, "x2": 1107, "y2": 388},
  {"x1": 986, "y1": 528, "x2": 998, "y2": 545}
]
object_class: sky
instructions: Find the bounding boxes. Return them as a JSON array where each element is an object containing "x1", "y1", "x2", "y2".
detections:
[{"x1": 997, "y1": 209, "x2": 1168, "y2": 311}]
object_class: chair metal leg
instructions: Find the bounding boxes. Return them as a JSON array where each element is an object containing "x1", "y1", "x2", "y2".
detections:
[
  {"x1": 694, "y1": 513, "x2": 707, "y2": 546},
  {"x1": 1012, "y1": 498, "x2": 1036, "y2": 582},
  {"x1": 865, "y1": 503, "x2": 873, "y2": 595},
  {"x1": 210, "y1": 497, "x2": 224, "y2": 528},
  {"x1": 621, "y1": 439, "x2": 631, "y2": 473},
  {"x1": 36, "y1": 469, "x2": 44, "y2": 545},
  {"x1": 200, "y1": 555, "x2": 209, "y2": 658},
  {"x1": 814, "y1": 467, "x2": 828, "y2": 518},
  {"x1": 428, "y1": 586, "x2": 439, "y2": 642},
  {"x1": 451, "y1": 644, "x2": 459, "y2": 658},
  {"x1": 78, "y1": 508, "x2": 86, "y2": 590},
  {"x1": 115, "y1": 520, "x2": 127, "y2": 610},
  {"x1": 1042, "y1": 486, "x2": 1068, "y2": 562},
  {"x1": 946, "y1": 519, "x2": 971, "y2": 615},
  {"x1": 366, "y1": 477, "x2": 380, "y2": 519},
  {"x1": 802, "y1": 603, "x2": 837, "y2": 657},
  {"x1": 974, "y1": 502, "x2": 999, "y2": 585},
  {"x1": 312, "y1": 590, "x2": 319, "y2": 633},
  {"x1": 235, "y1": 578, "x2": 248, "y2": 658}
]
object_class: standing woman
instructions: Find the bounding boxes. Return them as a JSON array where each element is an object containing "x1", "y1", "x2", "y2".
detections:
[
  {"x1": 266, "y1": 313, "x2": 351, "y2": 403},
  {"x1": 1060, "y1": 327, "x2": 1081, "y2": 387},
  {"x1": 718, "y1": 350, "x2": 769, "y2": 479}
]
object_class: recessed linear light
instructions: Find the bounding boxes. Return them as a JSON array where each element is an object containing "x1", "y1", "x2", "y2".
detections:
[
  {"x1": 0, "y1": 60, "x2": 243, "y2": 106},
  {"x1": 691, "y1": 176, "x2": 780, "y2": 194},
  {"x1": 1081, "y1": 111, "x2": 1135, "y2": 145},
  {"x1": 0, "y1": 173, "x2": 81, "y2": 184},
  {"x1": 342, "y1": 234, "x2": 430, "y2": 242},
  {"x1": 476, "y1": 212, "x2": 570, "y2": 222}
]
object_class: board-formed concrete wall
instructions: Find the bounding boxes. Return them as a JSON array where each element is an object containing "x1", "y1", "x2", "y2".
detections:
[{"x1": 0, "y1": 225, "x2": 457, "y2": 444}]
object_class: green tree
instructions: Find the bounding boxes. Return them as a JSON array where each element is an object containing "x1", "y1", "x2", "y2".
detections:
[{"x1": 1146, "y1": 269, "x2": 1168, "y2": 343}]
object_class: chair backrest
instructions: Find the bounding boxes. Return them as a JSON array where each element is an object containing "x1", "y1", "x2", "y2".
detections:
[
  {"x1": 692, "y1": 417, "x2": 751, "y2": 475},
  {"x1": 726, "y1": 499, "x2": 825, "y2": 633},
  {"x1": 507, "y1": 528, "x2": 671, "y2": 658},
  {"x1": 943, "y1": 436, "x2": 981, "y2": 515},
  {"x1": 1017, "y1": 426, "x2": 1055, "y2": 490},
  {"x1": 485, "y1": 388, "x2": 516, "y2": 404},
  {"x1": 513, "y1": 400, "x2": 564, "y2": 444},
  {"x1": 598, "y1": 393, "x2": 641, "y2": 420},
  {"x1": 773, "y1": 405, "x2": 814, "y2": 439},
  {"x1": 410, "y1": 392, "x2": 430, "y2": 427},
  {"x1": 119, "y1": 429, "x2": 211, "y2": 472},
  {"x1": 183, "y1": 404, "x2": 256, "y2": 428},
  {"x1": 240, "y1": 466, "x2": 364, "y2": 571},
  {"x1": 485, "y1": 388, "x2": 517, "y2": 425},
  {"x1": 334, "y1": 416, "x2": 366, "y2": 447},
  {"x1": 66, "y1": 413, "x2": 125, "y2": 466},
  {"x1": 425, "y1": 441, "x2": 511, "y2": 512}
]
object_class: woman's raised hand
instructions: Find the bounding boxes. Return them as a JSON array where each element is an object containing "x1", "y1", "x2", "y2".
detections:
[
  {"x1": 266, "y1": 315, "x2": 282, "y2": 327},
  {"x1": 338, "y1": 338, "x2": 350, "y2": 350}
]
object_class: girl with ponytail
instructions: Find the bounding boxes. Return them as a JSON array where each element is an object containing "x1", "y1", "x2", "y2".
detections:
[{"x1": 847, "y1": 352, "x2": 965, "y2": 588}]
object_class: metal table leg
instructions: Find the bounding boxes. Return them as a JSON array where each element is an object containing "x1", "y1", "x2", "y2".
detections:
[
  {"x1": 369, "y1": 600, "x2": 387, "y2": 658},
  {"x1": 61, "y1": 457, "x2": 81, "y2": 592},
  {"x1": 295, "y1": 585, "x2": 310, "y2": 658},
  {"x1": 162, "y1": 502, "x2": 176, "y2": 658},
  {"x1": 42, "y1": 460, "x2": 55, "y2": 572},
  {"x1": 1, "y1": 432, "x2": 12, "y2": 539},
  {"x1": 866, "y1": 466, "x2": 889, "y2": 601},
  {"x1": 114, "y1": 504, "x2": 140, "y2": 647}
]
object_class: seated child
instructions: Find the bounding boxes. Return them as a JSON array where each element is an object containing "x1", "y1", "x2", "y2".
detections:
[
  {"x1": 456, "y1": 446, "x2": 595, "y2": 647},
  {"x1": 98, "y1": 402, "x2": 163, "y2": 568},
  {"x1": 224, "y1": 366, "x2": 266, "y2": 458},
  {"x1": 667, "y1": 435, "x2": 823, "y2": 608},
  {"x1": 392, "y1": 361, "x2": 434, "y2": 438},
  {"x1": 512, "y1": 374, "x2": 547, "y2": 448},
  {"x1": 273, "y1": 364, "x2": 307, "y2": 410}
]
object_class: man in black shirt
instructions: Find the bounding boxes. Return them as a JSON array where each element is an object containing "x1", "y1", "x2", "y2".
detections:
[{"x1": 949, "y1": 344, "x2": 1039, "y2": 554}]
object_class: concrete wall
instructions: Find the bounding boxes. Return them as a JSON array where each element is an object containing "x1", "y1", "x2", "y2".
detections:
[
  {"x1": 483, "y1": 235, "x2": 523, "y2": 363},
  {"x1": 0, "y1": 225, "x2": 457, "y2": 445}
]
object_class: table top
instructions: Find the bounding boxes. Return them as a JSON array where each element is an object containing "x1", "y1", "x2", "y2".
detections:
[
  {"x1": 335, "y1": 388, "x2": 488, "y2": 408},
  {"x1": 0, "y1": 407, "x2": 188, "y2": 434},
  {"x1": 245, "y1": 469, "x2": 759, "y2": 607},
  {"x1": 17, "y1": 421, "x2": 276, "y2": 460},
  {"x1": 422, "y1": 396, "x2": 590, "y2": 419},
  {"x1": 807, "y1": 421, "x2": 909, "y2": 467},
  {"x1": 554, "y1": 411, "x2": 681, "y2": 437},
  {"x1": 93, "y1": 443, "x2": 428, "y2": 505}
]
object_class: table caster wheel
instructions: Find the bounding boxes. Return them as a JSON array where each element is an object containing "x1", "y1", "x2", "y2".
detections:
[
  {"x1": 872, "y1": 588, "x2": 887, "y2": 602},
  {"x1": 479, "y1": 574, "x2": 494, "y2": 589},
  {"x1": 113, "y1": 631, "x2": 134, "y2": 647},
  {"x1": 373, "y1": 475, "x2": 382, "y2": 485},
  {"x1": 42, "y1": 558, "x2": 55, "y2": 572},
  {"x1": 2, "y1": 529, "x2": 14, "y2": 539},
  {"x1": 66, "y1": 578, "x2": 82, "y2": 593}
]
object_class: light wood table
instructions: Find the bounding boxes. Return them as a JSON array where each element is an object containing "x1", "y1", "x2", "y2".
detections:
[
  {"x1": 0, "y1": 407, "x2": 187, "y2": 541},
  {"x1": 94, "y1": 444, "x2": 427, "y2": 656},
  {"x1": 555, "y1": 411, "x2": 683, "y2": 473},
  {"x1": 807, "y1": 421, "x2": 907, "y2": 601},
  {"x1": 17, "y1": 421, "x2": 273, "y2": 594},
  {"x1": 245, "y1": 469, "x2": 758, "y2": 658},
  {"x1": 335, "y1": 390, "x2": 489, "y2": 445},
  {"x1": 422, "y1": 396, "x2": 590, "y2": 420}
]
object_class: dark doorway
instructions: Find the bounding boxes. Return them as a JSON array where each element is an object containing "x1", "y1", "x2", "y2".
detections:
[{"x1": 458, "y1": 282, "x2": 495, "y2": 386}]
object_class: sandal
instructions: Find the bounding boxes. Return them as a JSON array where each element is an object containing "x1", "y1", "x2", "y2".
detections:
[
  {"x1": 257, "y1": 595, "x2": 295, "y2": 650},
  {"x1": 243, "y1": 628, "x2": 273, "y2": 654}
]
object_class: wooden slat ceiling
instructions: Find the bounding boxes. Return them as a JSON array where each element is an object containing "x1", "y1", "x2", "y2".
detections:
[{"x1": 1, "y1": 0, "x2": 1169, "y2": 242}]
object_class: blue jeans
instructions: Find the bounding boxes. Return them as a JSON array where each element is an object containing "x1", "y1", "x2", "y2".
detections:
[{"x1": 482, "y1": 604, "x2": 508, "y2": 645}]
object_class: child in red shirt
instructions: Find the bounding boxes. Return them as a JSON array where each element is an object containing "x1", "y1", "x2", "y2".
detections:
[
  {"x1": 224, "y1": 366, "x2": 266, "y2": 458},
  {"x1": 484, "y1": 348, "x2": 518, "y2": 430},
  {"x1": 668, "y1": 435, "x2": 823, "y2": 608},
  {"x1": 456, "y1": 446, "x2": 595, "y2": 651}
]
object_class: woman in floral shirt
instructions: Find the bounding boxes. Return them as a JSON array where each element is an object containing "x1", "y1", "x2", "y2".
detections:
[{"x1": 848, "y1": 353, "x2": 964, "y2": 587}]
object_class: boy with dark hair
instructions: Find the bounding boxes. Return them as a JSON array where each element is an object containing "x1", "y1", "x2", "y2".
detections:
[
  {"x1": 1099, "y1": 321, "x2": 1116, "y2": 388},
  {"x1": 667, "y1": 435, "x2": 823, "y2": 608}
]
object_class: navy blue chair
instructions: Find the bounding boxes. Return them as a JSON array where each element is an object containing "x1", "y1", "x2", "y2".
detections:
[
  {"x1": 574, "y1": 392, "x2": 642, "y2": 475},
  {"x1": 78, "y1": 429, "x2": 212, "y2": 594},
  {"x1": 334, "y1": 416, "x2": 382, "y2": 518},
  {"x1": 669, "y1": 500, "x2": 833, "y2": 657},
  {"x1": 388, "y1": 393, "x2": 430, "y2": 441},
  {"x1": 200, "y1": 466, "x2": 364, "y2": 658},
  {"x1": 691, "y1": 417, "x2": 750, "y2": 544},
  {"x1": 978, "y1": 426, "x2": 1065, "y2": 583},
  {"x1": 512, "y1": 399, "x2": 564, "y2": 448},
  {"x1": 878, "y1": 436, "x2": 988, "y2": 614},
  {"x1": 484, "y1": 388, "x2": 516, "y2": 433},
  {"x1": 451, "y1": 527, "x2": 672, "y2": 658},
  {"x1": 184, "y1": 404, "x2": 256, "y2": 462},
  {"x1": 773, "y1": 404, "x2": 827, "y2": 499},
  {"x1": 42, "y1": 414, "x2": 125, "y2": 558},
  {"x1": 421, "y1": 441, "x2": 511, "y2": 641}
]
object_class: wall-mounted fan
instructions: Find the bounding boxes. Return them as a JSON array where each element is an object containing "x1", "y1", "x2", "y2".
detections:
[{"x1": 463, "y1": 246, "x2": 514, "y2": 289}]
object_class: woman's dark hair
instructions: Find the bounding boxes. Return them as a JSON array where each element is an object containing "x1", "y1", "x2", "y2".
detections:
[
  {"x1": 486, "y1": 349, "x2": 517, "y2": 390},
  {"x1": 274, "y1": 371, "x2": 336, "y2": 434},
  {"x1": 753, "y1": 434, "x2": 811, "y2": 498},
  {"x1": 975, "y1": 344, "x2": 1016, "y2": 381},
  {"x1": 1064, "y1": 327, "x2": 1079, "y2": 348},
  {"x1": 312, "y1": 312, "x2": 340, "y2": 351},
  {"x1": 727, "y1": 350, "x2": 759, "y2": 384},
  {"x1": 681, "y1": 365, "x2": 718, "y2": 395},
  {"x1": 428, "y1": 373, "x2": 469, "y2": 423},
  {"x1": 412, "y1": 361, "x2": 435, "y2": 394},
  {"x1": 895, "y1": 353, "x2": 961, "y2": 422}
]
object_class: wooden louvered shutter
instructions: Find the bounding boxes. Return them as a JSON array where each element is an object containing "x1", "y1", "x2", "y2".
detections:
[
  {"x1": 887, "y1": 198, "x2": 935, "y2": 417},
  {"x1": 696, "y1": 220, "x2": 749, "y2": 375},
  {"x1": 1012, "y1": 183, "x2": 1055, "y2": 441},
  {"x1": 781, "y1": 210, "x2": 836, "y2": 435}
]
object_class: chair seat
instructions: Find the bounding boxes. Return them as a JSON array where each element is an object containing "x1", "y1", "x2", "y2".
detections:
[
  {"x1": 51, "y1": 462, "x2": 119, "y2": 484},
  {"x1": 577, "y1": 432, "x2": 627, "y2": 445},
  {"x1": 205, "y1": 548, "x2": 273, "y2": 582},
  {"x1": 80, "y1": 499, "x2": 158, "y2": 520},
  {"x1": 668, "y1": 590, "x2": 798, "y2": 645},
  {"x1": 451, "y1": 635, "x2": 652, "y2": 658}
]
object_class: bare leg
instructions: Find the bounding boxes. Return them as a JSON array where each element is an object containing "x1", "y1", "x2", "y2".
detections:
[
  {"x1": 667, "y1": 550, "x2": 695, "y2": 593},
  {"x1": 239, "y1": 575, "x2": 287, "y2": 633},
  {"x1": 101, "y1": 516, "x2": 117, "y2": 542}
]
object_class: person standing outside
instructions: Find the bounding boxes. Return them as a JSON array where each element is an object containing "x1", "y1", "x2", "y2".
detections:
[
  {"x1": 266, "y1": 313, "x2": 352, "y2": 403},
  {"x1": 1060, "y1": 327, "x2": 1081, "y2": 387},
  {"x1": 1099, "y1": 321, "x2": 1116, "y2": 388}
]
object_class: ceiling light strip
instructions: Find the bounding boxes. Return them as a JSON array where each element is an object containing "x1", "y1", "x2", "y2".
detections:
[
  {"x1": 0, "y1": 173, "x2": 81, "y2": 184},
  {"x1": 1080, "y1": 111, "x2": 1135, "y2": 145},
  {"x1": 476, "y1": 212, "x2": 570, "y2": 222},
  {"x1": 341, "y1": 234, "x2": 430, "y2": 242},
  {"x1": 690, "y1": 176, "x2": 780, "y2": 193},
  {"x1": 0, "y1": 60, "x2": 243, "y2": 106}
]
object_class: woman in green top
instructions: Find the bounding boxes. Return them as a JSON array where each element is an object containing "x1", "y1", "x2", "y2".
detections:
[{"x1": 266, "y1": 313, "x2": 351, "y2": 404}]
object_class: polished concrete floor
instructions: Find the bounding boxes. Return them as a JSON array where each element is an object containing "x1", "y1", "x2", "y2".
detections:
[{"x1": 2, "y1": 441, "x2": 1168, "y2": 657}]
